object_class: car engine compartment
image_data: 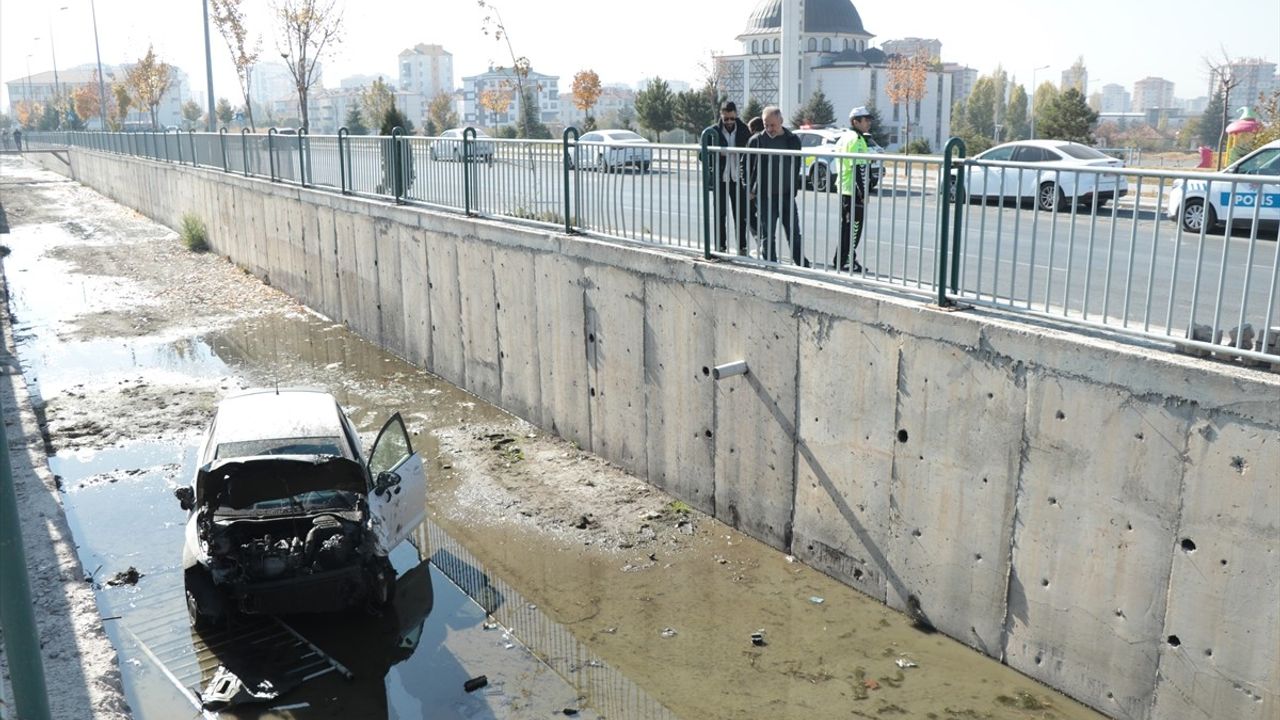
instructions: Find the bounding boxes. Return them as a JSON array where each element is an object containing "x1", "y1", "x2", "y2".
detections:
[{"x1": 205, "y1": 511, "x2": 374, "y2": 585}]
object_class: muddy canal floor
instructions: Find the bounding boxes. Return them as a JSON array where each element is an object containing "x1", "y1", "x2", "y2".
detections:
[{"x1": 0, "y1": 156, "x2": 1106, "y2": 719}]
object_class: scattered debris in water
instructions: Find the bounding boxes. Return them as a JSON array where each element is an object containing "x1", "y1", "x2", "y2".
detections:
[{"x1": 106, "y1": 567, "x2": 142, "y2": 586}]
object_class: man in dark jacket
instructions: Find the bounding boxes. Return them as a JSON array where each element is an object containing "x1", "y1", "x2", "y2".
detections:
[
  {"x1": 704, "y1": 101, "x2": 750, "y2": 255},
  {"x1": 747, "y1": 106, "x2": 807, "y2": 266}
]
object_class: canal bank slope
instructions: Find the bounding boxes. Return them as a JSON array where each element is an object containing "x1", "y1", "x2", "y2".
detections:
[{"x1": 28, "y1": 148, "x2": 1280, "y2": 720}]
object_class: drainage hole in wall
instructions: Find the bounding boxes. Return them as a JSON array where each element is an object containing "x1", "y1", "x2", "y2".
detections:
[
  {"x1": 987, "y1": 392, "x2": 994, "y2": 399},
  {"x1": 589, "y1": 388, "x2": 596, "y2": 397},
  {"x1": 1167, "y1": 635, "x2": 1181, "y2": 647},
  {"x1": 853, "y1": 569, "x2": 864, "y2": 580},
  {"x1": 1048, "y1": 496, "x2": 1057, "y2": 506},
  {"x1": 1114, "y1": 609, "x2": 1125, "y2": 619},
  {"x1": 911, "y1": 529, "x2": 922, "y2": 538},
  {"x1": 1055, "y1": 410, "x2": 1066, "y2": 420},
  {"x1": 1040, "y1": 579, "x2": 1050, "y2": 588},
  {"x1": 897, "y1": 429, "x2": 909, "y2": 443},
  {"x1": 1106, "y1": 692, "x2": 1115, "y2": 700},
  {"x1": 1135, "y1": 432, "x2": 1144, "y2": 441},
  {"x1": 588, "y1": 333, "x2": 595, "y2": 343},
  {"x1": 1034, "y1": 654, "x2": 1042, "y2": 665},
  {"x1": 1204, "y1": 648, "x2": 1213, "y2": 657},
  {"x1": 982, "y1": 477, "x2": 988, "y2": 484},
  {"x1": 974, "y1": 553, "x2": 983, "y2": 561},
  {"x1": 1180, "y1": 538, "x2": 1196, "y2": 552},
  {"x1": 702, "y1": 366, "x2": 710, "y2": 376},
  {"x1": 704, "y1": 429, "x2": 712, "y2": 438},
  {"x1": 1220, "y1": 559, "x2": 1228, "y2": 566}
]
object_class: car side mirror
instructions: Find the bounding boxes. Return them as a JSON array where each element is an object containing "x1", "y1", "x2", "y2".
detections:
[
  {"x1": 174, "y1": 486, "x2": 195, "y2": 512},
  {"x1": 374, "y1": 471, "x2": 401, "y2": 497}
]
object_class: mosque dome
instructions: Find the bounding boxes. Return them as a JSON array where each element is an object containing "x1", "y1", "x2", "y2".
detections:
[{"x1": 743, "y1": 0, "x2": 870, "y2": 35}]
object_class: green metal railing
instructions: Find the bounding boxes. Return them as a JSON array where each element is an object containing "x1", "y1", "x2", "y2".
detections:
[{"x1": 1, "y1": 414, "x2": 52, "y2": 720}]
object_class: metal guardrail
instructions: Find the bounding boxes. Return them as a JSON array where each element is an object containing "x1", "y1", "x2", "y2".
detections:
[{"x1": 19, "y1": 130, "x2": 1279, "y2": 365}]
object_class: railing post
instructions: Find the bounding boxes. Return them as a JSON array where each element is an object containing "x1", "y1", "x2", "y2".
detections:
[
  {"x1": 699, "y1": 127, "x2": 717, "y2": 260},
  {"x1": 338, "y1": 127, "x2": 351, "y2": 195},
  {"x1": 218, "y1": 127, "x2": 229, "y2": 172},
  {"x1": 938, "y1": 137, "x2": 967, "y2": 307},
  {"x1": 298, "y1": 128, "x2": 309, "y2": 188},
  {"x1": 240, "y1": 128, "x2": 251, "y2": 177},
  {"x1": 463, "y1": 127, "x2": 476, "y2": 216},
  {"x1": 267, "y1": 127, "x2": 278, "y2": 182},
  {"x1": 175, "y1": 128, "x2": 184, "y2": 165},
  {"x1": 562, "y1": 126, "x2": 578, "y2": 234},
  {"x1": 188, "y1": 129, "x2": 197, "y2": 167},
  {"x1": 0, "y1": 413, "x2": 53, "y2": 720},
  {"x1": 161, "y1": 129, "x2": 170, "y2": 163},
  {"x1": 391, "y1": 126, "x2": 405, "y2": 204}
]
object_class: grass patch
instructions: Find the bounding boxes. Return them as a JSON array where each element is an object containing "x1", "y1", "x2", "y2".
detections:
[
  {"x1": 179, "y1": 213, "x2": 209, "y2": 253},
  {"x1": 995, "y1": 691, "x2": 1052, "y2": 711},
  {"x1": 667, "y1": 500, "x2": 693, "y2": 515}
]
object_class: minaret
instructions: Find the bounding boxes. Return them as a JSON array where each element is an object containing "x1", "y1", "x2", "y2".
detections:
[{"x1": 780, "y1": 0, "x2": 802, "y2": 119}]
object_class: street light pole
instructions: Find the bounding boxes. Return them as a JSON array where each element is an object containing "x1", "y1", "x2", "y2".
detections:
[
  {"x1": 202, "y1": 0, "x2": 216, "y2": 131},
  {"x1": 90, "y1": 0, "x2": 108, "y2": 130},
  {"x1": 1029, "y1": 64, "x2": 1049, "y2": 140}
]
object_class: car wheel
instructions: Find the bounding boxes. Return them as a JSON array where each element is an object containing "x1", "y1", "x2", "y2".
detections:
[
  {"x1": 811, "y1": 164, "x2": 832, "y2": 192},
  {"x1": 1037, "y1": 182, "x2": 1064, "y2": 212},
  {"x1": 1180, "y1": 198, "x2": 1217, "y2": 233},
  {"x1": 640, "y1": 160, "x2": 652, "y2": 174},
  {"x1": 184, "y1": 566, "x2": 229, "y2": 631}
]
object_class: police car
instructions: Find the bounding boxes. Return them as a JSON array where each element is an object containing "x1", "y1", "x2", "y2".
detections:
[{"x1": 1167, "y1": 139, "x2": 1280, "y2": 233}]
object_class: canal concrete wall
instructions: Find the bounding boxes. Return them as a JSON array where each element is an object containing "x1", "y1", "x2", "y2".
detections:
[{"x1": 32, "y1": 150, "x2": 1279, "y2": 720}]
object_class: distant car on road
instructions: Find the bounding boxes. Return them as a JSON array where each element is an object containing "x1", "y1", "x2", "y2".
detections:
[
  {"x1": 175, "y1": 388, "x2": 427, "y2": 628},
  {"x1": 1166, "y1": 139, "x2": 1280, "y2": 233},
  {"x1": 959, "y1": 139, "x2": 1129, "y2": 211},
  {"x1": 573, "y1": 130, "x2": 653, "y2": 172},
  {"x1": 430, "y1": 128, "x2": 495, "y2": 163}
]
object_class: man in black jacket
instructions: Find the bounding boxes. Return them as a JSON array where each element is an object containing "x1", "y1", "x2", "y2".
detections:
[
  {"x1": 747, "y1": 106, "x2": 807, "y2": 266},
  {"x1": 704, "y1": 101, "x2": 750, "y2": 255}
]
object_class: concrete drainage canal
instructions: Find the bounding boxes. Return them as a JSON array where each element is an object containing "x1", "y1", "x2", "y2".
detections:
[{"x1": 0, "y1": 156, "x2": 1108, "y2": 719}]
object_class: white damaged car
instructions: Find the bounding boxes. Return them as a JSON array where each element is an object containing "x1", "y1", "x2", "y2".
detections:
[
  {"x1": 1167, "y1": 139, "x2": 1280, "y2": 233},
  {"x1": 175, "y1": 389, "x2": 426, "y2": 628}
]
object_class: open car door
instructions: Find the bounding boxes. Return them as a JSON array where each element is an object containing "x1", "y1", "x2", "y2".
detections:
[{"x1": 366, "y1": 413, "x2": 427, "y2": 555}]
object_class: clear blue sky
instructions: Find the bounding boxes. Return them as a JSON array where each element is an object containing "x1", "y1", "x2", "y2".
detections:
[{"x1": 1, "y1": 0, "x2": 1276, "y2": 108}]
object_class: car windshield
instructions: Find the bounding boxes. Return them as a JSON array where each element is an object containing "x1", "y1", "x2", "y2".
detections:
[
  {"x1": 215, "y1": 436, "x2": 347, "y2": 459},
  {"x1": 1057, "y1": 144, "x2": 1110, "y2": 160},
  {"x1": 604, "y1": 131, "x2": 645, "y2": 141}
]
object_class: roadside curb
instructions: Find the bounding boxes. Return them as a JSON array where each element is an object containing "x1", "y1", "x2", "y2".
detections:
[{"x1": 0, "y1": 256, "x2": 132, "y2": 718}]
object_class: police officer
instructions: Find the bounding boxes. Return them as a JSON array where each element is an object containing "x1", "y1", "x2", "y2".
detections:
[{"x1": 836, "y1": 106, "x2": 873, "y2": 273}]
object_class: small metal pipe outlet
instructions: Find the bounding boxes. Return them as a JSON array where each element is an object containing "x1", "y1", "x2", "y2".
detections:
[{"x1": 712, "y1": 360, "x2": 749, "y2": 380}]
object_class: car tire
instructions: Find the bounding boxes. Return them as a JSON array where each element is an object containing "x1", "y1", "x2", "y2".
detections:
[
  {"x1": 811, "y1": 164, "x2": 832, "y2": 192},
  {"x1": 640, "y1": 160, "x2": 651, "y2": 174},
  {"x1": 1180, "y1": 198, "x2": 1216, "y2": 233},
  {"x1": 1037, "y1": 182, "x2": 1064, "y2": 212},
  {"x1": 184, "y1": 566, "x2": 229, "y2": 631}
]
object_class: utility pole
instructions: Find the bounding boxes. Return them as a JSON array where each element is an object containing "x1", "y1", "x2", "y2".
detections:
[
  {"x1": 90, "y1": 0, "x2": 108, "y2": 130},
  {"x1": 202, "y1": 0, "x2": 216, "y2": 130}
]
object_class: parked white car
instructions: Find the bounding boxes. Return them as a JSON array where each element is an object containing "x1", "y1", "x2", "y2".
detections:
[
  {"x1": 961, "y1": 139, "x2": 1129, "y2": 211},
  {"x1": 573, "y1": 130, "x2": 653, "y2": 172},
  {"x1": 793, "y1": 127, "x2": 883, "y2": 193},
  {"x1": 175, "y1": 389, "x2": 427, "y2": 628},
  {"x1": 1166, "y1": 139, "x2": 1280, "y2": 233}
]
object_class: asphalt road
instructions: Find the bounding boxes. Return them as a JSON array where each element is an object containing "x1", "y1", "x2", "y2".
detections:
[{"x1": 198, "y1": 140, "x2": 1280, "y2": 346}]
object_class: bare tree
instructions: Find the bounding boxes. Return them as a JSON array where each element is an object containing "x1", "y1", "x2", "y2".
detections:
[
  {"x1": 273, "y1": 0, "x2": 342, "y2": 132},
  {"x1": 478, "y1": 1, "x2": 538, "y2": 136},
  {"x1": 126, "y1": 45, "x2": 173, "y2": 129},
  {"x1": 1204, "y1": 50, "x2": 1242, "y2": 170},
  {"x1": 211, "y1": 0, "x2": 261, "y2": 131}
]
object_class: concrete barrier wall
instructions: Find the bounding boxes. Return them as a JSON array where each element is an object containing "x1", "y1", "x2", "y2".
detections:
[{"x1": 34, "y1": 151, "x2": 1279, "y2": 720}]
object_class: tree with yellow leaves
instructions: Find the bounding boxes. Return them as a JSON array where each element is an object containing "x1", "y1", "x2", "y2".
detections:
[
  {"x1": 126, "y1": 45, "x2": 173, "y2": 129},
  {"x1": 886, "y1": 52, "x2": 929, "y2": 149}
]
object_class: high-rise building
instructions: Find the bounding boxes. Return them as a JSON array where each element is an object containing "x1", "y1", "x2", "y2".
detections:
[
  {"x1": 399, "y1": 44, "x2": 454, "y2": 100},
  {"x1": 251, "y1": 62, "x2": 299, "y2": 106},
  {"x1": 1060, "y1": 63, "x2": 1087, "y2": 94},
  {"x1": 881, "y1": 38, "x2": 942, "y2": 60},
  {"x1": 1220, "y1": 58, "x2": 1278, "y2": 108},
  {"x1": 1133, "y1": 77, "x2": 1175, "y2": 111},
  {"x1": 1098, "y1": 83, "x2": 1130, "y2": 113},
  {"x1": 461, "y1": 66, "x2": 560, "y2": 127}
]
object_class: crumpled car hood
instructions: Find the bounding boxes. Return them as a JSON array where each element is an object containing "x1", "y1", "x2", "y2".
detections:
[{"x1": 196, "y1": 455, "x2": 367, "y2": 510}]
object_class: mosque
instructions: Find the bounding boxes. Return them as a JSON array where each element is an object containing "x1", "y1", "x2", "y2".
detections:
[{"x1": 717, "y1": 0, "x2": 954, "y2": 150}]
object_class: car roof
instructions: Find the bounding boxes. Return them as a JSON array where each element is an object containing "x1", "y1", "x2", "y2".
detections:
[{"x1": 211, "y1": 389, "x2": 347, "y2": 447}]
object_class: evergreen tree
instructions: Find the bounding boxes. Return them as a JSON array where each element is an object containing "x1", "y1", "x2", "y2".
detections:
[
  {"x1": 674, "y1": 85, "x2": 718, "y2": 136},
  {"x1": 517, "y1": 88, "x2": 551, "y2": 138},
  {"x1": 966, "y1": 76, "x2": 997, "y2": 141},
  {"x1": 1198, "y1": 88, "x2": 1226, "y2": 147},
  {"x1": 1036, "y1": 88, "x2": 1097, "y2": 143},
  {"x1": 345, "y1": 101, "x2": 369, "y2": 134},
  {"x1": 634, "y1": 77, "x2": 675, "y2": 141},
  {"x1": 215, "y1": 98, "x2": 234, "y2": 126},
  {"x1": 743, "y1": 97, "x2": 764, "y2": 125},
  {"x1": 1031, "y1": 82, "x2": 1059, "y2": 138},
  {"x1": 1006, "y1": 84, "x2": 1029, "y2": 140},
  {"x1": 380, "y1": 105, "x2": 414, "y2": 136},
  {"x1": 864, "y1": 104, "x2": 890, "y2": 147},
  {"x1": 790, "y1": 88, "x2": 836, "y2": 127}
]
